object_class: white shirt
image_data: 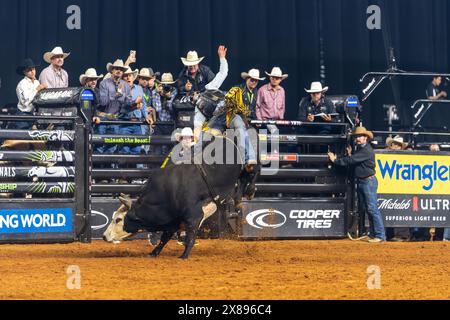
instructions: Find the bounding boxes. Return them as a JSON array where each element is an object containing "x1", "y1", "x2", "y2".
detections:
[
  {"x1": 16, "y1": 77, "x2": 40, "y2": 113},
  {"x1": 205, "y1": 57, "x2": 228, "y2": 90}
]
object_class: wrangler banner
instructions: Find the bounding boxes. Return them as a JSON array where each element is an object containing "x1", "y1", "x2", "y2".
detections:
[{"x1": 374, "y1": 151, "x2": 450, "y2": 227}]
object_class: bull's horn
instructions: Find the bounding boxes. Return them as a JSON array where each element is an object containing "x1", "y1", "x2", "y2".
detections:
[{"x1": 119, "y1": 196, "x2": 132, "y2": 209}]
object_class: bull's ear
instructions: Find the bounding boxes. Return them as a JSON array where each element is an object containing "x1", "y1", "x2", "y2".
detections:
[{"x1": 119, "y1": 196, "x2": 132, "y2": 210}]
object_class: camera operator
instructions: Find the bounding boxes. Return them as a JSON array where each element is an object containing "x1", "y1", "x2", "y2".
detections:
[{"x1": 151, "y1": 73, "x2": 178, "y2": 155}]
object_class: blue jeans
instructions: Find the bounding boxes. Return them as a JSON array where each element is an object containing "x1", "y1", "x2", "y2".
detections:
[
  {"x1": 95, "y1": 123, "x2": 120, "y2": 154},
  {"x1": 12, "y1": 111, "x2": 33, "y2": 130},
  {"x1": 230, "y1": 115, "x2": 256, "y2": 163},
  {"x1": 119, "y1": 124, "x2": 142, "y2": 155},
  {"x1": 209, "y1": 114, "x2": 256, "y2": 163},
  {"x1": 358, "y1": 176, "x2": 386, "y2": 240},
  {"x1": 444, "y1": 228, "x2": 450, "y2": 240}
]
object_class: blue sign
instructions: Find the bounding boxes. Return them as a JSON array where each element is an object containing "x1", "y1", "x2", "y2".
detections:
[
  {"x1": 81, "y1": 89, "x2": 94, "y2": 101},
  {"x1": 346, "y1": 97, "x2": 359, "y2": 108},
  {"x1": 0, "y1": 208, "x2": 73, "y2": 234}
]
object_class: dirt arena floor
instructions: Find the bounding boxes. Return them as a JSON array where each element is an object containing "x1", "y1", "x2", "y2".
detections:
[{"x1": 1, "y1": 239, "x2": 450, "y2": 300}]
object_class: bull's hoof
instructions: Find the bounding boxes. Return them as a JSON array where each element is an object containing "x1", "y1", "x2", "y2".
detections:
[
  {"x1": 178, "y1": 255, "x2": 189, "y2": 260},
  {"x1": 148, "y1": 251, "x2": 160, "y2": 258}
]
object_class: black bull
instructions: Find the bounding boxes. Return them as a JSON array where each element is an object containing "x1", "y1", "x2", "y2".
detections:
[{"x1": 103, "y1": 135, "x2": 260, "y2": 259}]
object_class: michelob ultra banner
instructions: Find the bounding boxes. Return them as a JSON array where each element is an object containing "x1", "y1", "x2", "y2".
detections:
[{"x1": 376, "y1": 153, "x2": 450, "y2": 195}]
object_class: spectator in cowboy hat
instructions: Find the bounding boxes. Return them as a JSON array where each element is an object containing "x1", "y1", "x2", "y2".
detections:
[
  {"x1": 96, "y1": 59, "x2": 142, "y2": 154},
  {"x1": 151, "y1": 73, "x2": 178, "y2": 155},
  {"x1": 298, "y1": 82, "x2": 336, "y2": 133},
  {"x1": 138, "y1": 68, "x2": 158, "y2": 154},
  {"x1": 385, "y1": 135, "x2": 408, "y2": 150},
  {"x1": 39, "y1": 46, "x2": 70, "y2": 88},
  {"x1": 256, "y1": 67, "x2": 287, "y2": 120},
  {"x1": 119, "y1": 66, "x2": 153, "y2": 156},
  {"x1": 384, "y1": 135, "x2": 412, "y2": 242},
  {"x1": 79, "y1": 68, "x2": 103, "y2": 90},
  {"x1": 177, "y1": 49, "x2": 215, "y2": 97},
  {"x1": 15, "y1": 58, "x2": 47, "y2": 129},
  {"x1": 328, "y1": 127, "x2": 386, "y2": 243},
  {"x1": 238, "y1": 69, "x2": 265, "y2": 120}
]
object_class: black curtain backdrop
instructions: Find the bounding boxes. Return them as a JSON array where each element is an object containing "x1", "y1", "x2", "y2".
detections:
[{"x1": 1, "y1": 0, "x2": 450, "y2": 130}]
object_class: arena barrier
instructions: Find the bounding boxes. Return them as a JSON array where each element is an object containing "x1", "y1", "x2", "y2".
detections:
[{"x1": 0, "y1": 88, "x2": 94, "y2": 243}]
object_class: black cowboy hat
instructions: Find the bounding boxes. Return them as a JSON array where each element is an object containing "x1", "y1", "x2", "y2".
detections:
[{"x1": 16, "y1": 58, "x2": 40, "y2": 75}]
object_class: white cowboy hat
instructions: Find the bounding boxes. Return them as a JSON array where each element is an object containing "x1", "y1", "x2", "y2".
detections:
[
  {"x1": 138, "y1": 68, "x2": 156, "y2": 79},
  {"x1": 241, "y1": 69, "x2": 265, "y2": 81},
  {"x1": 305, "y1": 81, "x2": 329, "y2": 93},
  {"x1": 265, "y1": 67, "x2": 288, "y2": 79},
  {"x1": 106, "y1": 59, "x2": 128, "y2": 73},
  {"x1": 175, "y1": 127, "x2": 194, "y2": 141},
  {"x1": 158, "y1": 73, "x2": 177, "y2": 85},
  {"x1": 123, "y1": 67, "x2": 139, "y2": 78},
  {"x1": 79, "y1": 68, "x2": 104, "y2": 85},
  {"x1": 181, "y1": 51, "x2": 205, "y2": 66},
  {"x1": 386, "y1": 135, "x2": 408, "y2": 149},
  {"x1": 43, "y1": 47, "x2": 70, "y2": 64}
]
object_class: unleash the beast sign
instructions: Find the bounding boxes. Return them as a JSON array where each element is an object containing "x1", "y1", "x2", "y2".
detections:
[{"x1": 375, "y1": 151, "x2": 450, "y2": 227}]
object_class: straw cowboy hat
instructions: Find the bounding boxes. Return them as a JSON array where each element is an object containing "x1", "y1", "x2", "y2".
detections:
[
  {"x1": 386, "y1": 135, "x2": 408, "y2": 149},
  {"x1": 79, "y1": 68, "x2": 104, "y2": 85},
  {"x1": 43, "y1": 47, "x2": 70, "y2": 64},
  {"x1": 265, "y1": 67, "x2": 288, "y2": 79},
  {"x1": 241, "y1": 69, "x2": 265, "y2": 81},
  {"x1": 181, "y1": 51, "x2": 205, "y2": 66},
  {"x1": 175, "y1": 127, "x2": 194, "y2": 141},
  {"x1": 351, "y1": 126, "x2": 374, "y2": 140},
  {"x1": 123, "y1": 67, "x2": 139, "y2": 78},
  {"x1": 16, "y1": 58, "x2": 40, "y2": 75},
  {"x1": 138, "y1": 68, "x2": 157, "y2": 79},
  {"x1": 106, "y1": 59, "x2": 128, "y2": 73},
  {"x1": 305, "y1": 81, "x2": 329, "y2": 93},
  {"x1": 158, "y1": 73, "x2": 177, "y2": 85}
]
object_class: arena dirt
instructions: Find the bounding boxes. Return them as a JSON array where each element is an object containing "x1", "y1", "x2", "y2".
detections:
[{"x1": 1, "y1": 239, "x2": 450, "y2": 300}]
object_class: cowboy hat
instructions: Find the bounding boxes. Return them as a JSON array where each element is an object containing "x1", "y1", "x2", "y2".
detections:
[
  {"x1": 158, "y1": 73, "x2": 177, "y2": 85},
  {"x1": 241, "y1": 69, "x2": 265, "y2": 81},
  {"x1": 106, "y1": 59, "x2": 128, "y2": 73},
  {"x1": 305, "y1": 81, "x2": 329, "y2": 93},
  {"x1": 16, "y1": 58, "x2": 40, "y2": 75},
  {"x1": 79, "y1": 68, "x2": 104, "y2": 85},
  {"x1": 181, "y1": 51, "x2": 205, "y2": 66},
  {"x1": 43, "y1": 47, "x2": 70, "y2": 64},
  {"x1": 265, "y1": 67, "x2": 288, "y2": 79},
  {"x1": 138, "y1": 68, "x2": 156, "y2": 79},
  {"x1": 175, "y1": 127, "x2": 194, "y2": 141},
  {"x1": 386, "y1": 135, "x2": 408, "y2": 149},
  {"x1": 123, "y1": 67, "x2": 139, "y2": 78},
  {"x1": 351, "y1": 126, "x2": 374, "y2": 140}
]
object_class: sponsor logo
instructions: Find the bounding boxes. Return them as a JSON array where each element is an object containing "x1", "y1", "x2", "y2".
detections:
[
  {"x1": 0, "y1": 167, "x2": 16, "y2": 178},
  {"x1": 377, "y1": 198, "x2": 411, "y2": 210},
  {"x1": 90, "y1": 210, "x2": 110, "y2": 231},
  {"x1": 246, "y1": 209, "x2": 287, "y2": 229},
  {"x1": 290, "y1": 209, "x2": 341, "y2": 229},
  {"x1": 362, "y1": 78, "x2": 376, "y2": 95},
  {"x1": 246, "y1": 208, "x2": 341, "y2": 230},
  {"x1": 0, "y1": 208, "x2": 73, "y2": 234},
  {"x1": 0, "y1": 183, "x2": 17, "y2": 192},
  {"x1": 378, "y1": 196, "x2": 450, "y2": 212},
  {"x1": 376, "y1": 154, "x2": 450, "y2": 194}
]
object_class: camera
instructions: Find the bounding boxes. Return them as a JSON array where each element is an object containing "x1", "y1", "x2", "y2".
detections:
[{"x1": 163, "y1": 85, "x2": 173, "y2": 94}]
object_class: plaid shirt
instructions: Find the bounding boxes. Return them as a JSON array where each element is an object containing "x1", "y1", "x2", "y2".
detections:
[{"x1": 151, "y1": 89, "x2": 177, "y2": 121}]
